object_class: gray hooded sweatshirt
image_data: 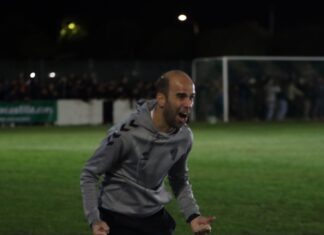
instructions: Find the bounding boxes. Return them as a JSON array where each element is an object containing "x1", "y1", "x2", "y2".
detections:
[{"x1": 80, "y1": 100, "x2": 200, "y2": 225}]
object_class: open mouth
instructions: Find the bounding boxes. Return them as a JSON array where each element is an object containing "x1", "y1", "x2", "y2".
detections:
[
  {"x1": 178, "y1": 112, "x2": 188, "y2": 119},
  {"x1": 178, "y1": 112, "x2": 189, "y2": 123}
]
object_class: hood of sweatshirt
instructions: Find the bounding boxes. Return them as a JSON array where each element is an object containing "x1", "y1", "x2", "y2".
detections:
[{"x1": 135, "y1": 99, "x2": 157, "y2": 131}]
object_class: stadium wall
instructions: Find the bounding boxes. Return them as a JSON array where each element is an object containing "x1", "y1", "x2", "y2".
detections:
[{"x1": 0, "y1": 99, "x2": 135, "y2": 126}]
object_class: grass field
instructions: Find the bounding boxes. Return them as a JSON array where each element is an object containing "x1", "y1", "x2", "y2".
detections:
[{"x1": 0, "y1": 122, "x2": 323, "y2": 235}]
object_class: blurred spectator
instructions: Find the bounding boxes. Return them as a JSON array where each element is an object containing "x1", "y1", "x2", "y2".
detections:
[
  {"x1": 313, "y1": 77, "x2": 324, "y2": 120},
  {"x1": 286, "y1": 79, "x2": 304, "y2": 118},
  {"x1": 275, "y1": 79, "x2": 289, "y2": 121},
  {"x1": 264, "y1": 77, "x2": 281, "y2": 121},
  {"x1": 297, "y1": 77, "x2": 316, "y2": 121}
]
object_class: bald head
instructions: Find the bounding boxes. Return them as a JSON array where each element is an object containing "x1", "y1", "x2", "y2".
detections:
[{"x1": 155, "y1": 70, "x2": 193, "y2": 96}]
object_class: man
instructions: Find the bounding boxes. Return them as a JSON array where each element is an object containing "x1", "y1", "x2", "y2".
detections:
[{"x1": 80, "y1": 70, "x2": 215, "y2": 235}]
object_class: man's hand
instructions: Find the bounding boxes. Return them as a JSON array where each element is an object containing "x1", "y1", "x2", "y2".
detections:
[
  {"x1": 190, "y1": 215, "x2": 216, "y2": 235},
  {"x1": 92, "y1": 220, "x2": 110, "y2": 235}
]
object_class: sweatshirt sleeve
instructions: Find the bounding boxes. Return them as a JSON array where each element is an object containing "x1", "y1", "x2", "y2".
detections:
[
  {"x1": 168, "y1": 142, "x2": 200, "y2": 221},
  {"x1": 80, "y1": 129, "x2": 125, "y2": 225}
]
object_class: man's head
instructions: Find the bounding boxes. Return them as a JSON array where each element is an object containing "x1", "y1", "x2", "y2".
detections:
[{"x1": 154, "y1": 70, "x2": 195, "y2": 131}]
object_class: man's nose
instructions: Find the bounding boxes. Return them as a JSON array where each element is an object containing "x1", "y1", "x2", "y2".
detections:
[{"x1": 183, "y1": 97, "x2": 193, "y2": 108}]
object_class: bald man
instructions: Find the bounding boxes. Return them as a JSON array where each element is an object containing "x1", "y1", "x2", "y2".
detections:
[{"x1": 80, "y1": 70, "x2": 215, "y2": 235}]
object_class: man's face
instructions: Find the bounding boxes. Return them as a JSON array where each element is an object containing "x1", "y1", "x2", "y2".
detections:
[{"x1": 163, "y1": 78, "x2": 195, "y2": 129}]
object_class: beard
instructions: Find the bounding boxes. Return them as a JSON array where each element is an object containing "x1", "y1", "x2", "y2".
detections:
[
  {"x1": 163, "y1": 105, "x2": 180, "y2": 129},
  {"x1": 163, "y1": 100, "x2": 190, "y2": 130}
]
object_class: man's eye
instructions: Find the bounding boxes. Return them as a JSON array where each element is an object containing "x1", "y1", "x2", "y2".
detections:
[{"x1": 177, "y1": 94, "x2": 187, "y2": 99}]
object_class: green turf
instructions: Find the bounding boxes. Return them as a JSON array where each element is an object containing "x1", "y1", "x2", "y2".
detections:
[{"x1": 0, "y1": 122, "x2": 323, "y2": 235}]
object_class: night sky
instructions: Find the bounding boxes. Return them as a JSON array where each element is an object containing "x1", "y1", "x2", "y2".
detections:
[{"x1": 1, "y1": 1, "x2": 324, "y2": 60}]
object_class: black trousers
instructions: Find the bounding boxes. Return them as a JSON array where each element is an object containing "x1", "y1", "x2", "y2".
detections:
[{"x1": 99, "y1": 207, "x2": 176, "y2": 235}]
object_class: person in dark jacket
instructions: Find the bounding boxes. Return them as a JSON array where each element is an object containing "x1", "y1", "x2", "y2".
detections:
[{"x1": 80, "y1": 70, "x2": 215, "y2": 235}]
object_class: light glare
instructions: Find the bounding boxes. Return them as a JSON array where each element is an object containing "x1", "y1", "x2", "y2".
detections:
[
  {"x1": 30, "y1": 72, "x2": 36, "y2": 78},
  {"x1": 178, "y1": 14, "x2": 187, "y2": 22},
  {"x1": 49, "y1": 72, "x2": 56, "y2": 78},
  {"x1": 68, "y1": 22, "x2": 76, "y2": 30}
]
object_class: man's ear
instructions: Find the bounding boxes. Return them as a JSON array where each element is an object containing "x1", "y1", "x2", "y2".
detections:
[{"x1": 156, "y1": 92, "x2": 166, "y2": 108}]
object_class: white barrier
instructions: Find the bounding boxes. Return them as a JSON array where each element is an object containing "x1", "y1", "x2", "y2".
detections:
[
  {"x1": 55, "y1": 99, "x2": 135, "y2": 126},
  {"x1": 112, "y1": 99, "x2": 136, "y2": 124},
  {"x1": 56, "y1": 99, "x2": 103, "y2": 125}
]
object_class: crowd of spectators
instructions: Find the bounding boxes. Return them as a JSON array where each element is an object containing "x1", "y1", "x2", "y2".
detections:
[
  {"x1": 201, "y1": 74, "x2": 324, "y2": 121},
  {"x1": 0, "y1": 72, "x2": 156, "y2": 102},
  {"x1": 1, "y1": 70, "x2": 324, "y2": 121}
]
